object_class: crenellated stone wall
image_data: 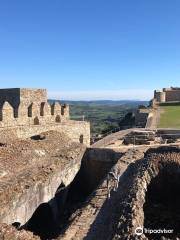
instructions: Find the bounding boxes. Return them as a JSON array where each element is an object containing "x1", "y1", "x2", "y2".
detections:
[{"x1": 0, "y1": 88, "x2": 90, "y2": 146}]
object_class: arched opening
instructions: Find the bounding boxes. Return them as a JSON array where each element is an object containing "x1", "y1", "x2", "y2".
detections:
[
  {"x1": 51, "y1": 103, "x2": 55, "y2": 116},
  {"x1": 28, "y1": 104, "x2": 33, "y2": 117},
  {"x1": 79, "y1": 134, "x2": 84, "y2": 144},
  {"x1": 143, "y1": 163, "x2": 180, "y2": 239},
  {"x1": 34, "y1": 116, "x2": 40, "y2": 125},
  {"x1": 55, "y1": 115, "x2": 61, "y2": 123}
]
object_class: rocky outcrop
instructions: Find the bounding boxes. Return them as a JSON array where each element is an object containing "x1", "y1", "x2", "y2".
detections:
[{"x1": 0, "y1": 131, "x2": 86, "y2": 228}]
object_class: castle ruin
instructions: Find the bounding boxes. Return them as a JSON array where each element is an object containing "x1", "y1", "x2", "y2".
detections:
[
  {"x1": 154, "y1": 87, "x2": 180, "y2": 103},
  {"x1": 0, "y1": 88, "x2": 90, "y2": 145}
]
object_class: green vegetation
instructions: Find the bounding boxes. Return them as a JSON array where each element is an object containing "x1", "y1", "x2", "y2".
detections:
[
  {"x1": 70, "y1": 104, "x2": 125, "y2": 135},
  {"x1": 67, "y1": 100, "x2": 148, "y2": 136},
  {"x1": 49, "y1": 99, "x2": 148, "y2": 136},
  {"x1": 158, "y1": 102, "x2": 180, "y2": 128}
]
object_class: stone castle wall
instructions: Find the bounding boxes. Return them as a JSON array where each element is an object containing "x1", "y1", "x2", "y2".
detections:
[
  {"x1": 0, "y1": 88, "x2": 90, "y2": 146},
  {"x1": 154, "y1": 87, "x2": 180, "y2": 103},
  {"x1": 0, "y1": 88, "x2": 47, "y2": 107},
  {"x1": 165, "y1": 89, "x2": 180, "y2": 102},
  {"x1": 1, "y1": 120, "x2": 90, "y2": 146},
  {"x1": 0, "y1": 100, "x2": 69, "y2": 126}
]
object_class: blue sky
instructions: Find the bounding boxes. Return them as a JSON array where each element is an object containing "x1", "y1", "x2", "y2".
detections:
[{"x1": 0, "y1": 0, "x2": 180, "y2": 100}]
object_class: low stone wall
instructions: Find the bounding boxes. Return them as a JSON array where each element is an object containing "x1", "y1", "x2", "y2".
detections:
[
  {"x1": 157, "y1": 129, "x2": 180, "y2": 139},
  {"x1": 0, "y1": 120, "x2": 90, "y2": 146}
]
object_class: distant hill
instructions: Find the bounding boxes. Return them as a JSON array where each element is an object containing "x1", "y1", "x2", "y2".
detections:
[
  {"x1": 48, "y1": 99, "x2": 149, "y2": 107},
  {"x1": 48, "y1": 100, "x2": 149, "y2": 136}
]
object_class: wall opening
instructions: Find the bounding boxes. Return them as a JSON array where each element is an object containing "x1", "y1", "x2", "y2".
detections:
[
  {"x1": 143, "y1": 164, "x2": 180, "y2": 239},
  {"x1": 34, "y1": 116, "x2": 40, "y2": 125},
  {"x1": 61, "y1": 106, "x2": 65, "y2": 115},
  {"x1": 51, "y1": 104, "x2": 55, "y2": 116},
  {"x1": 79, "y1": 134, "x2": 84, "y2": 144},
  {"x1": 14, "y1": 108, "x2": 18, "y2": 118},
  {"x1": 40, "y1": 102, "x2": 45, "y2": 116},
  {"x1": 28, "y1": 104, "x2": 33, "y2": 117},
  {"x1": 55, "y1": 115, "x2": 61, "y2": 123},
  {"x1": 0, "y1": 108, "x2": 2, "y2": 121}
]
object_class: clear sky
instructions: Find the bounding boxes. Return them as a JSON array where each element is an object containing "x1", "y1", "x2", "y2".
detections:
[{"x1": 0, "y1": 0, "x2": 180, "y2": 100}]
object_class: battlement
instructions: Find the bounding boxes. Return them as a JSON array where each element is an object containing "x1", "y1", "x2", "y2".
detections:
[
  {"x1": 0, "y1": 88, "x2": 69, "y2": 127},
  {"x1": 0, "y1": 88, "x2": 90, "y2": 146}
]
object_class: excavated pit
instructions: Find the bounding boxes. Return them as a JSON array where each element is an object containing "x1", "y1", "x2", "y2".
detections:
[
  {"x1": 143, "y1": 162, "x2": 180, "y2": 239},
  {"x1": 23, "y1": 148, "x2": 121, "y2": 240},
  {"x1": 112, "y1": 146, "x2": 180, "y2": 240}
]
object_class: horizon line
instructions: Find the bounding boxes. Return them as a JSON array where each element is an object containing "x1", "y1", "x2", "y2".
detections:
[{"x1": 48, "y1": 89, "x2": 153, "y2": 101}]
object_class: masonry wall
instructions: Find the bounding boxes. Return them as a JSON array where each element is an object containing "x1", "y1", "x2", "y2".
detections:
[
  {"x1": 0, "y1": 101, "x2": 69, "y2": 125},
  {"x1": 165, "y1": 90, "x2": 180, "y2": 102},
  {"x1": 135, "y1": 109, "x2": 149, "y2": 128},
  {"x1": 20, "y1": 89, "x2": 47, "y2": 105},
  {"x1": 0, "y1": 120, "x2": 90, "y2": 146},
  {"x1": 0, "y1": 88, "x2": 90, "y2": 146}
]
